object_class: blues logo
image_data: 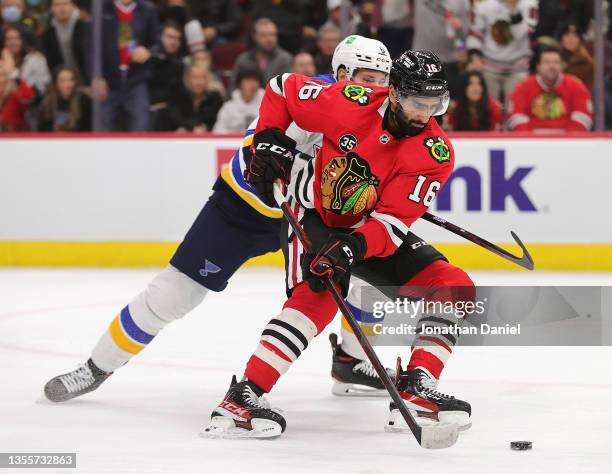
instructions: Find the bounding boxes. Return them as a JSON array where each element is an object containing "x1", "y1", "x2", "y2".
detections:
[{"x1": 199, "y1": 259, "x2": 221, "y2": 277}]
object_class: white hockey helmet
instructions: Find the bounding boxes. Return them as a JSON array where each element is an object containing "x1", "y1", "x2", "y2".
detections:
[{"x1": 332, "y1": 35, "x2": 391, "y2": 84}]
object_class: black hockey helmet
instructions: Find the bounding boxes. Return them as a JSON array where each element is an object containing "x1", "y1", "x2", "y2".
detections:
[{"x1": 389, "y1": 50, "x2": 450, "y2": 116}]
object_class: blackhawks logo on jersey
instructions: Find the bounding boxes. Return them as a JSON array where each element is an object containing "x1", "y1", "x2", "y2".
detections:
[
  {"x1": 424, "y1": 136, "x2": 451, "y2": 164},
  {"x1": 321, "y1": 152, "x2": 379, "y2": 216},
  {"x1": 532, "y1": 92, "x2": 566, "y2": 119},
  {"x1": 341, "y1": 84, "x2": 374, "y2": 106}
]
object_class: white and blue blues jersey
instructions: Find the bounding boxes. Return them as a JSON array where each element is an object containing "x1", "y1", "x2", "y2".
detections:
[{"x1": 220, "y1": 73, "x2": 336, "y2": 219}]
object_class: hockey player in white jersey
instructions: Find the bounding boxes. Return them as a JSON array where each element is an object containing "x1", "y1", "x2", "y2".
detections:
[{"x1": 42, "y1": 35, "x2": 397, "y2": 403}]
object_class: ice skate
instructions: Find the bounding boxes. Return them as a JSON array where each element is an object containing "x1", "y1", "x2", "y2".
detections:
[
  {"x1": 385, "y1": 362, "x2": 471, "y2": 433},
  {"x1": 44, "y1": 359, "x2": 112, "y2": 403},
  {"x1": 201, "y1": 376, "x2": 286, "y2": 439},
  {"x1": 330, "y1": 333, "x2": 396, "y2": 397}
]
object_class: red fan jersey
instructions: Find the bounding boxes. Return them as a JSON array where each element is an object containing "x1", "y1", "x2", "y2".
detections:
[
  {"x1": 507, "y1": 73, "x2": 593, "y2": 132},
  {"x1": 255, "y1": 73, "x2": 455, "y2": 259}
]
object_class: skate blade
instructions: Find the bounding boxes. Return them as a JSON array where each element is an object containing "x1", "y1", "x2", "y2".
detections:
[
  {"x1": 331, "y1": 381, "x2": 388, "y2": 397},
  {"x1": 384, "y1": 408, "x2": 471, "y2": 433},
  {"x1": 200, "y1": 416, "x2": 283, "y2": 440}
]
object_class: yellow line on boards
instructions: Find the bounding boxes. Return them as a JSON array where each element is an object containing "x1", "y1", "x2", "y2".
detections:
[{"x1": 0, "y1": 242, "x2": 611, "y2": 271}]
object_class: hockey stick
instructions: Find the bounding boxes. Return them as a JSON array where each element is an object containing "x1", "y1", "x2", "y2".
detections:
[
  {"x1": 291, "y1": 151, "x2": 534, "y2": 270},
  {"x1": 420, "y1": 212, "x2": 535, "y2": 271},
  {"x1": 272, "y1": 182, "x2": 459, "y2": 449}
]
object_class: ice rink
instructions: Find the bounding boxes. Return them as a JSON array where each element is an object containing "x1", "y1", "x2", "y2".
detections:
[{"x1": 1, "y1": 267, "x2": 612, "y2": 474}]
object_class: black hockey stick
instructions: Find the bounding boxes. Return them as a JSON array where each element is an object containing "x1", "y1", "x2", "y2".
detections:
[
  {"x1": 272, "y1": 183, "x2": 459, "y2": 449},
  {"x1": 289, "y1": 151, "x2": 533, "y2": 271},
  {"x1": 420, "y1": 212, "x2": 535, "y2": 271}
]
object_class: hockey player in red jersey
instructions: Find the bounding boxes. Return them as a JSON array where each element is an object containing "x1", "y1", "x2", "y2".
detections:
[
  {"x1": 204, "y1": 51, "x2": 474, "y2": 439},
  {"x1": 507, "y1": 44, "x2": 593, "y2": 132}
]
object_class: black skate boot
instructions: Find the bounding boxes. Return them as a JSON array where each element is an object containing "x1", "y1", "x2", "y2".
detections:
[
  {"x1": 386, "y1": 360, "x2": 471, "y2": 433},
  {"x1": 201, "y1": 376, "x2": 286, "y2": 439},
  {"x1": 330, "y1": 333, "x2": 395, "y2": 397},
  {"x1": 44, "y1": 359, "x2": 112, "y2": 403}
]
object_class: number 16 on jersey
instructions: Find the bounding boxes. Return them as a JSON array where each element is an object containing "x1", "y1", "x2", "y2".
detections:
[{"x1": 408, "y1": 175, "x2": 441, "y2": 207}]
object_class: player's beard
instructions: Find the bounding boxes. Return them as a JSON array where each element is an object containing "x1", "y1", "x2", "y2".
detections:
[{"x1": 386, "y1": 107, "x2": 428, "y2": 137}]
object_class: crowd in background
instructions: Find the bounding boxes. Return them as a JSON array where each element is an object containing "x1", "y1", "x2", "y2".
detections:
[{"x1": 0, "y1": 0, "x2": 610, "y2": 134}]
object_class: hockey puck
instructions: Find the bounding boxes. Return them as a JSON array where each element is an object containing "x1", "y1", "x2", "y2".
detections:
[{"x1": 510, "y1": 441, "x2": 532, "y2": 451}]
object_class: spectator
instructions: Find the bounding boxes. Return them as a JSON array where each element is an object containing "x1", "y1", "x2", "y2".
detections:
[
  {"x1": 41, "y1": 0, "x2": 91, "y2": 83},
  {"x1": 184, "y1": 49, "x2": 226, "y2": 99},
  {"x1": 291, "y1": 50, "x2": 316, "y2": 76},
  {"x1": 559, "y1": 23, "x2": 593, "y2": 92},
  {"x1": 377, "y1": 0, "x2": 413, "y2": 59},
  {"x1": 354, "y1": 1, "x2": 376, "y2": 39},
  {"x1": 191, "y1": 0, "x2": 242, "y2": 48},
  {"x1": 93, "y1": 0, "x2": 159, "y2": 132},
  {"x1": 1, "y1": 25, "x2": 49, "y2": 97},
  {"x1": 22, "y1": 0, "x2": 48, "y2": 36},
  {"x1": 149, "y1": 21, "x2": 184, "y2": 106},
  {"x1": 322, "y1": 0, "x2": 361, "y2": 36},
  {"x1": 213, "y1": 67, "x2": 263, "y2": 133},
  {"x1": 448, "y1": 71, "x2": 503, "y2": 131},
  {"x1": 507, "y1": 44, "x2": 592, "y2": 132},
  {"x1": 230, "y1": 18, "x2": 292, "y2": 90},
  {"x1": 160, "y1": 61, "x2": 223, "y2": 133},
  {"x1": 533, "y1": 0, "x2": 593, "y2": 40},
  {"x1": 252, "y1": 0, "x2": 314, "y2": 54},
  {"x1": 0, "y1": 52, "x2": 33, "y2": 131},
  {"x1": 38, "y1": 65, "x2": 91, "y2": 131},
  {"x1": 1, "y1": 0, "x2": 37, "y2": 47},
  {"x1": 184, "y1": 21, "x2": 232, "y2": 100},
  {"x1": 314, "y1": 23, "x2": 340, "y2": 74},
  {"x1": 412, "y1": 0, "x2": 471, "y2": 99},
  {"x1": 467, "y1": 0, "x2": 538, "y2": 107}
]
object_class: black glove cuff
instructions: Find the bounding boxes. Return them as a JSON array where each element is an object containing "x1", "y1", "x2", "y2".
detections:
[
  {"x1": 337, "y1": 232, "x2": 367, "y2": 265},
  {"x1": 253, "y1": 128, "x2": 297, "y2": 153}
]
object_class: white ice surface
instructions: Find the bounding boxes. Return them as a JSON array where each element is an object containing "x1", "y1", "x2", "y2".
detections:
[{"x1": 1, "y1": 268, "x2": 612, "y2": 474}]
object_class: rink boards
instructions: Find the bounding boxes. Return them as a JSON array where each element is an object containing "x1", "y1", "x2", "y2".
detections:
[{"x1": 1, "y1": 132, "x2": 610, "y2": 270}]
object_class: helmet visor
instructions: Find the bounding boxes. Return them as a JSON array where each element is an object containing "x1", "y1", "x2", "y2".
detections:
[{"x1": 397, "y1": 92, "x2": 450, "y2": 117}]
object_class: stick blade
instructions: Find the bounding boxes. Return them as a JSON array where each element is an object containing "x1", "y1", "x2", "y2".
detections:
[
  {"x1": 510, "y1": 231, "x2": 535, "y2": 270},
  {"x1": 419, "y1": 422, "x2": 459, "y2": 449}
]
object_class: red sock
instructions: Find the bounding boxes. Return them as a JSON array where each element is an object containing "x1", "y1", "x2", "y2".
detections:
[
  {"x1": 244, "y1": 283, "x2": 339, "y2": 392},
  {"x1": 401, "y1": 260, "x2": 473, "y2": 379}
]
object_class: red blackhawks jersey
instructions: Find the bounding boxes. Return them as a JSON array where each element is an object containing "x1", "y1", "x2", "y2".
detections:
[
  {"x1": 255, "y1": 73, "x2": 455, "y2": 259},
  {"x1": 507, "y1": 73, "x2": 593, "y2": 132}
]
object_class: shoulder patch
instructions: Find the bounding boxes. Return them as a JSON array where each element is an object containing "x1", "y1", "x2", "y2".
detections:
[
  {"x1": 341, "y1": 84, "x2": 374, "y2": 106},
  {"x1": 424, "y1": 136, "x2": 451, "y2": 164},
  {"x1": 338, "y1": 133, "x2": 358, "y2": 152}
]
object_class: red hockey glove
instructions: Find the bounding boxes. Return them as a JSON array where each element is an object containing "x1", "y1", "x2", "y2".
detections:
[
  {"x1": 244, "y1": 128, "x2": 297, "y2": 207},
  {"x1": 303, "y1": 233, "x2": 367, "y2": 296}
]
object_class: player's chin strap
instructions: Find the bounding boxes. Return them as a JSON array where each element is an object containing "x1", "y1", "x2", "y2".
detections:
[{"x1": 272, "y1": 181, "x2": 459, "y2": 450}]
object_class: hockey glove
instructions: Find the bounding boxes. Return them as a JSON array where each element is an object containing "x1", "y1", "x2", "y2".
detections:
[
  {"x1": 303, "y1": 233, "x2": 367, "y2": 296},
  {"x1": 244, "y1": 128, "x2": 297, "y2": 207}
]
